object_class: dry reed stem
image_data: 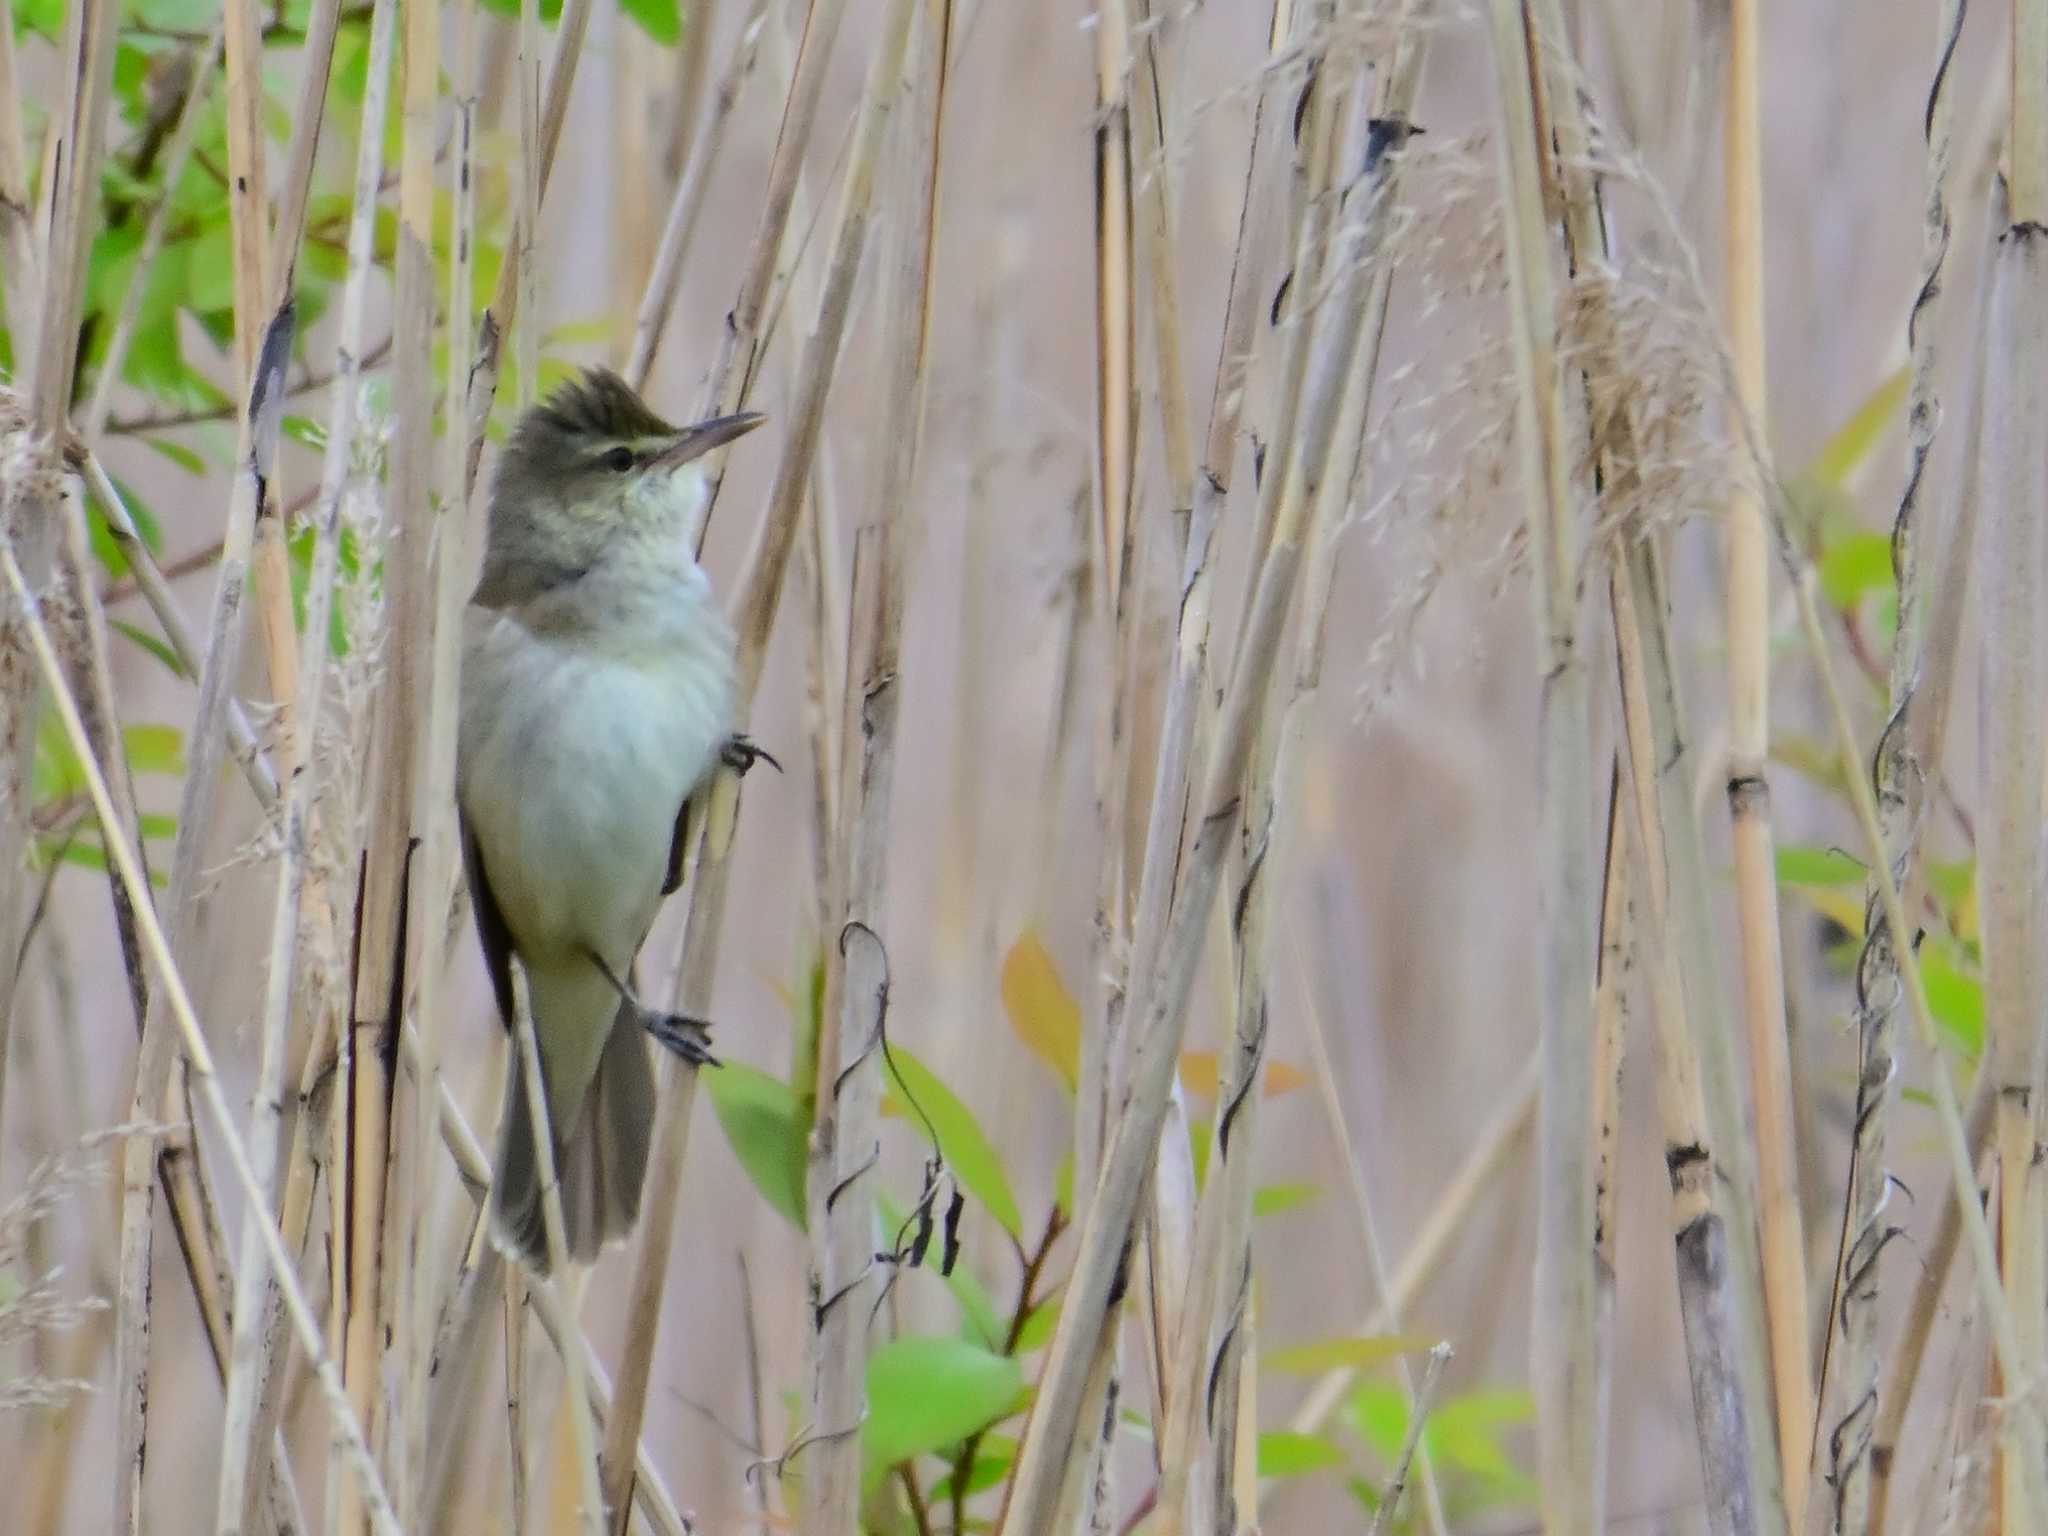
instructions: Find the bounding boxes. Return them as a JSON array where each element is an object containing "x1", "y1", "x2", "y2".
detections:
[
  {"x1": 1368, "y1": 1341, "x2": 1451, "y2": 1535},
  {"x1": 800, "y1": 0, "x2": 944, "y2": 1527},
  {"x1": 601, "y1": 1, "x2": 907, "y2": 1512},
  {"x1": 625, "y1": 0, "x2": 773, "y2": 389},
  {"x1": 505, "y1": 962, "x2": 607, "y2": 1536},
  {"x1": 456, "y1": 0, "x2": 596, "y2": 494},
  {"x1": 1870, "y1": 1068, "x2": 1996, "y2": 1533},
  {"x1": 1612, "y1": 543, "x2": 1769, "y2": 1536},
  {"x1": 683, "y1": 0, "x2": 850, "y2": 539},
  {"x1": 1591, "y1": 767, "x2": 1627, "y2": 1491},
  {"x1": 1165, "y1": 24, "x2": 1428, "y2": 1528},
  {"x1": 1718, "y1": 4, "x2": 1814, "y2": 1507},
  {"x1": 332, "y1": 0, "x2": 435, "y2": 1518},
  {"x1": 1865, "y1": 170, "x2": 2006, "y2": 1536},
  {"x1": 0, "y1": 535, "x2": 402, "y2": 1533},
  {"x1": 1003, "y1": 20, "x2": 1378, "y2": 1518},
  {"x1": 1974, "y1": 214, "x2": 2048, "y2": 1531},
  {"x1": 1484, "y1": 3, "x2": 1602, "y2": 1526},
  {"x1": 1827, "y1": 5, "x2": 1966, "y2": 1526}
]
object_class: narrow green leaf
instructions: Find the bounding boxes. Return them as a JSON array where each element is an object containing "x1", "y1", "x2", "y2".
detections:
[
  {"x1": 704, "y1": 1061, "x2": 808, "y2": 1231},
  {"x1": 111, "y1": 620, "x2": 185, "y2": 675},
  {"x1": 1253, "y1": 1182, "x2": 1325, "y2": 1219},
  {"x1": 882, "y1": 1044, "x2": 1023, "y2": 1241},
  {"x1": 122, "y1": 723, "x2": 185, "y2": 777},
  {"x1": 1774, "y1": 844, "x2": 1864, "y2": 887},
  {"x1": 1257, "y1": 1430, "x2": 1344, "y2": 1479},
  {"x1": 1803, "y1": 365, "x2": 1909, "y2": 490},
  {"x1": 617, "y1": 0, "x2": 681, "y2": 45},
  {"x1": 1266, "y1": 1334, "x2": 1433, "y2": 1376},
  {"x1": 1922, "y1": 946, "x2": 1984, "y2": 1058},
  {"x1": 1818, "y1": 531, "x2": 1894, "y2": 610}
]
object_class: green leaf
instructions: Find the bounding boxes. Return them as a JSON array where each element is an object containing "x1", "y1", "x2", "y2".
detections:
[
  {"x1": 862, "y1": 1336, "x2": 1025, "y2": 1487},
  {"x1": 1013, "y1": 1290, "x2": 1060, "y2": 1354},
  {"x1": 925, "y1": 1434, "x2": 1015, "y2": 1504},
  {"x1": 1257, "y1": 1430, "x2": 1344, "y2": 1479},
  {"x1": 617, "y1": 0, "x2": 681, "y2": 44},
  {"x1": 111, "y1": 620, "x2": 186, "y2": 675},
  {"x1": 882, "y1": 1044, "x2": 1022, "y2": 1241},
  {"x1": 1818, "y1": 531, "x2": 1894, "y2": 610},
  {"x1": 185, "y1": 218, "x2": 237, "y2": 314},
  {"x1": 877, "y1": 1190, "x2": 1003, "y2": 1350},
  {"x1": 704, "y1": 1060, "x2": 808, "y2": 1231},
  {"x1": 1000, "y1": 928, "x2": 1080, "y2": 1091},
  {"x1": 1254, "y1": 1182, "x2": 1325, "y2": 1219},
  {"x1": 138, "y1": 436, "x2": 209, "y2": 476},
  {"x1": 1775, "y1": 844, "x2": 1864, "y2": 887},
  {"x1": 1266, "y1": 1334, "x2": 1434, "y2": 1376}
]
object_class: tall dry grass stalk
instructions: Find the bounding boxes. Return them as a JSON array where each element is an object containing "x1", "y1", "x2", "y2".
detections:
[
  {"x1": 1720, "y1": 6, "x2": 1814, "y2": 1514},
  {"x1": 1484, "y1": 3, "x2": 1603, "y2": 1527}
]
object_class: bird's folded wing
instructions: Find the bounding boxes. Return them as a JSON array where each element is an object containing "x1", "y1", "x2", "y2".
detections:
[{"x1": 462, "y1": 811, "x2": 519, "y2": 1028}]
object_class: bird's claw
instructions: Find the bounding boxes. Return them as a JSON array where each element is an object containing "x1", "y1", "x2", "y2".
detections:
[
  {"x1": 644, "y1": 1011, "x2": 721, "y2": 1068},
  {"x1": 721, "y1": 734, "x2": 782, "y2": 777}
]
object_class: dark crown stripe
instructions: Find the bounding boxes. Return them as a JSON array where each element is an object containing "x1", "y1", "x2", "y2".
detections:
[{"x1": 522, "y1": 367, "x2": 676, "y2": 446}]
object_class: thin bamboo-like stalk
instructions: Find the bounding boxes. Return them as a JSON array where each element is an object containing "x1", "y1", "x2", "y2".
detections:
[
  {"x1": 1002, "y1": 22, "x2": 1379, "y2": 1516},
  {"x1": 1368, "y1": 1343, "x2": 1451, "y2": 1536},
  {"x1": 336, "y1": 0, "x2": 438, "y2": 1520},
  {"x1": 1591, "y1": 767, "x2": 1628, "y2": 1506},
  {"x1": 1613, "y1": 545, "x2": 1770, "y2": 1536},
  {"x1": 2013, "y1": 0, "x2": 2048, "y2": 222},
  {"x1": 505, "y1": 963, "x2": 606, "y2": 1536},
  {"x1": 625, "y1": 0, "x2": 772, "y2": 390},
  {"x1": 0, "y1": 537, "x2": 402, "y2": 1534},
  {"x1": 1720, "y1": 6, "x2": 1815, "y2": 1510},
  {"x1": 1828, "y1": 5, "x2": 1966, "y2": 1527},
  {"x1": 597, "y1": 3, "x2": 907, "y2": 1515},
  {"x1": 1866, "y1": 174, "x2": 2006, "y2": 1536},
  {"x1": 800, "y1": 0, "x2": 944, "y2": 1528},
  {"x1": 1483, "y1": 5, "x2": 1601, "y2": 1527},
  {"x1": 678, "y1": 0, "x2": 848, "y2": 536},
  {"x1": 1976, "y1": 214, "x2": 2048, "y2": 1534},
  {"x1": 457, "y1": 0, "x2": 598, "y2": 495}
]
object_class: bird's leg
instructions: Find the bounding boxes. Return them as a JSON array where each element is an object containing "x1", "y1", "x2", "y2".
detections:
[
  {"x1": 585, "y1": 948, "x2": 720, "y2": 1068},
  {"x1": 721, "y1": 733, "x2": 782, "y2": 777}
]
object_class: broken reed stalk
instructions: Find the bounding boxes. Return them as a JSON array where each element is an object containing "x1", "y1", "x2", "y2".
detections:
[
  {"x1": 0, "y1": 0, "x2": 31, "y2": 341},
  {"x1": 801, "y1": 0, "x2": 946, "y2": 1528},
  {"x1": 1975, "y1": 213, "x2": 2048, "y2": 1532},
  {"x1": 1720, "y1": 3, "x2": 1815, "y2": 1508},
  {"x1": 333, "y1": 0, "x2": 436, "y2": 1520},
  {"x1": 1002, "y1": 26, "x2": 1381, "y2": 1528},
  {"x1": 1828, "y1": 3, "x2": 1965, "y2": 1526},
  {"x1": 597, "y1": 4, "x2": 914, "y2": 1516},
  {"x1": 0, "y1": 538, "x2": 402, "y2": 1534},
  {"x1": 1483, "y1": 4, "x2": 1603, "y2": 1527}
]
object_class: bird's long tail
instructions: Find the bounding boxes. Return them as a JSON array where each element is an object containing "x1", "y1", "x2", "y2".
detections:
[{"x1": 491, "y1": 988, "x2": 655, "y2": 1273}]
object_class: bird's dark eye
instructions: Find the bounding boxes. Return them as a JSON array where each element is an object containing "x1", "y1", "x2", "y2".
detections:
[{"x1": 600, "y1": 446, "x2": 636, "y2": 473}]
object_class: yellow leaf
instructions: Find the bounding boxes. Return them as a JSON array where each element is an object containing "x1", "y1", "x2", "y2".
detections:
[
  {"x1": 1802, "y1": 365, "x2": 1908, "y2": 490},
  {"x1": 1001, "y1": 929, "x2": 1081, "y2": 1092},
  {"x1": 1789, "y1": 884, "x2": 1864, "y2": 937},
  {"x1": 1178, "y1": 1050, "x2": 1311, "y2": 1100}
]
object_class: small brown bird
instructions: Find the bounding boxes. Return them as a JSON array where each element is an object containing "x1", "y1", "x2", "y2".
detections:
[{"x1": 458, "y1": 368, "x2": 769, "y2": 1270}]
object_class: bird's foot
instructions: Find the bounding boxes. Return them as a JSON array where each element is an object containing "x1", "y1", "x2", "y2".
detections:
[
  {"x1": 644, "y1": 1010, "x2": 720, "y2": 1068},
  {"x1": 721, "y1": 734, "x2": 782, "y2": 777}
]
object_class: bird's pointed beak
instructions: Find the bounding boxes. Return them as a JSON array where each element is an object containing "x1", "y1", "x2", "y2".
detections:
[{"x1": 652, "y1": 411, "x2": 767, "y2": 468}]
